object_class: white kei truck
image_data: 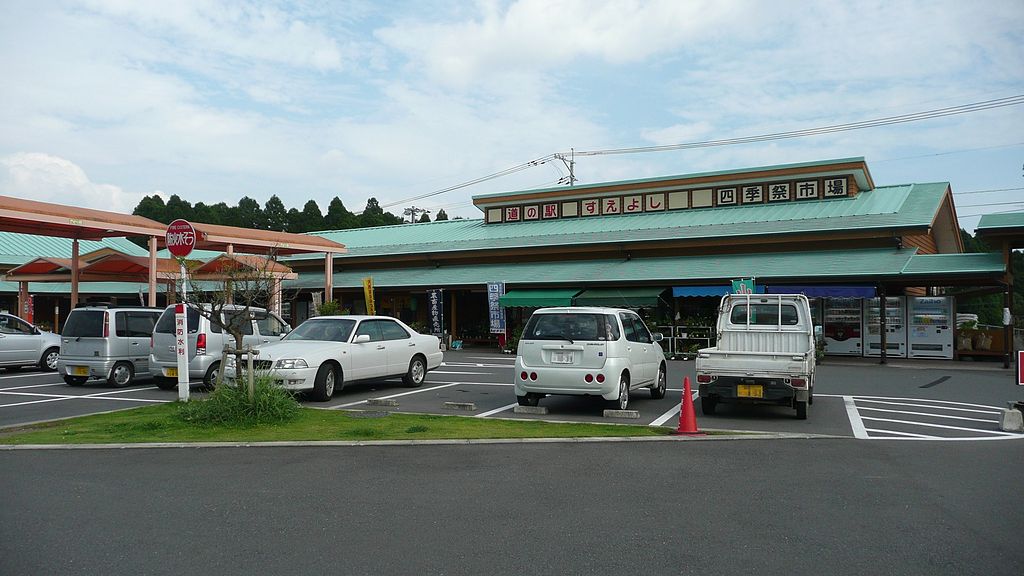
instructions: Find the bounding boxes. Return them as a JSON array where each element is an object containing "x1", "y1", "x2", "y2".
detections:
[{"x1": 695, "y1": 294, "x2": 816, "y2": 420}]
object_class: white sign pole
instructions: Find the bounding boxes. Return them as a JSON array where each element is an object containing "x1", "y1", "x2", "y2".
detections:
[{"x1": 176, "y1": 262, "x2": 189, "y2": 402}]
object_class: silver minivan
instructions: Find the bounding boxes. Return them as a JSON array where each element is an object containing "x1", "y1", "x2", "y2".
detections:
[
  {"x1": 149, "y1": 304, "x2": 290, "y2": 390},
  {"x1": 58, "y1": 306, "x2": 163, "y2": 387}
]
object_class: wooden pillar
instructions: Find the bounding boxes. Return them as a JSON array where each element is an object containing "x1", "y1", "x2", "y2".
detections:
[
  {"x1": 70, "y1": 239, "x2": 80, "y2": 308},
  {"x1": 148, "y1": 236, "x2": 158, "y2": 307},
  {"x1": 17, "y1": 282, "x2": 28, "y2": 320},
  {"x1": 324, "y1": 252, "x2": 334, "y2": 302},
  {"x1": 272, "y1": 277, "x2": 283, "y2": 316},
  {"x1": 878, "y1": 286, "x2": 887, "y2": 365}
]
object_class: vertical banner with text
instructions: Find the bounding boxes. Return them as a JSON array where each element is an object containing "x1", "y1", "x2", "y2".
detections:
[
  {"x1": 428, "y1": 289, "x2": 444, "y2": 336},
  {"x1": 362, "y1": 277, "x2": 376, "y2": 316},
  {"x1": 487, "y1": 282, "x2": 506, "y2": 334}
]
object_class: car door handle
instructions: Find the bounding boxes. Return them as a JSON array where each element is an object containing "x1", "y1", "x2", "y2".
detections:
[
  {"x1": 131, "y1": 342, "x2": 139, "y2": 346},
  {"x1": 408, "y1": 342, "x2": 416, "y2": 347},
  {"x1": 376, "y1": 345, "x2": 386, "y2": 350}
]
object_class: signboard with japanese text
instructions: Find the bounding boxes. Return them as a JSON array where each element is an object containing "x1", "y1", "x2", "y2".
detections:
[
  {"x1": 487, "y1": 282, "x2": 506, "y2": 334},
  {"x1": 362, "y1": 277, "x2": 376, "y2": 316},
  {"x1": 166, "y1": 219, "x2": 197, "y2": 258},
  {"x1": 428, "y1": 289, "x2": 444, "y2": 336},
  {"x1": 174, "y1": 303, "x2": 189, "y2": 401}
]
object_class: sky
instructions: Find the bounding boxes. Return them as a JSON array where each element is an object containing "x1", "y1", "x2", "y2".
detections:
[{"x1": 1, "y1": 0, "x2": 1022, "y2": 232}]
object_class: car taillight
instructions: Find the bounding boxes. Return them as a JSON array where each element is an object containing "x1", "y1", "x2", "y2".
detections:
[
  {"x1": 790, "y1": 378, "x2": 806, "y2": 388},
  {"x1": 596, "y1": 374, "x2": 605, "y2": 383},
  {"x1": 196, "y1": 333, "x2": 206, "y2": 355},
  {"x1": 697, "y1": 374, "x2": 711, "y2": 383},
  {"x1": 102, "y1": 311, "x2": 109, "y2": 338},
  {"x1": 530, "y1": 372, "x2": 537, "y2": 381},
  {"x1": 520, "y1": 371, "x2": 528, "y2": 381},
  {"x1": 584, "y1": 374, "x2": 593, "y2": 383}
]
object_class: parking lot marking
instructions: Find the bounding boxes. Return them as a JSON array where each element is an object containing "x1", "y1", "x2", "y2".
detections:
[
  {"x1": 649, "y1": 404, "x2": 680, "y2": 427},
  {"x1": 475, "y1": 403, "x2": 518, "y2": 417},
  {"x1": 864, "y1": 428, "x2": 937, "y2": 439},
  {"x1": 844, "y1": 396, "x2": 869, "y2": 439},
  {"x1": 0, "y1": 372, "x2": 65, "y2": 380},
  {"x1": 0, "y1": 382, "x2": 68, "y2": 391},
  {"x1": 330, "y1": 382, "x2": 463, "y2": 409},
  {"x1": 429, "y1": 371, "x2": 491, "y2": 375},
  {"x1": 0, "y1": 386, "x2": 164, "y2": 409},
  {"x1": 441, "y1": 362, "x2": 513, "y2": 369},
  {"x1": 819, "y1": 394, "x2": 999, "y2": 411},
  {"x1": 859, "y1": 416, "x2": 1019, "y2": 436},
  {"x1": 856, "y1": 406, "x2": 998, "y2": 424},
  {"x1": 852, "y1": 399, "x2": 997, "y2": 415}
]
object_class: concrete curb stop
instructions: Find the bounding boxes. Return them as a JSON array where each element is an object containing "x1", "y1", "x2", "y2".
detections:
[
  {"x1": 366, "y1": 398, "x2": 399, "y2": 407},
  {"x1": 443, "y1": 402, "x2": 476, "y2": 411},
  {"x1": 999, "y1": 403, "x2": 1023, "y2": 433},
  {"x1": 514, "y1": 405, "x2": 548, "y2": 415},
  {"x1": 603, "y1": 409, "x2": 640, "y2": 419}
]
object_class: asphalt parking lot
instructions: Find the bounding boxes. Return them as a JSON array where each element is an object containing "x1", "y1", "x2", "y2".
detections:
[{"x1": 2, "y1": 350, "x2": 1023, "y2": 440}]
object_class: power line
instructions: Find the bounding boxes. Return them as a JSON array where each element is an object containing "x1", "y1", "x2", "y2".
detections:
[{"x1": 954, "y1": 187, "x2": 1024, "y2": 195}]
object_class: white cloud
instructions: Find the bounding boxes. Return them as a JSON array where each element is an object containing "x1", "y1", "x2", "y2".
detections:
[{"x1": 0, "y1": 153, "x2": 158, "y2": 214}]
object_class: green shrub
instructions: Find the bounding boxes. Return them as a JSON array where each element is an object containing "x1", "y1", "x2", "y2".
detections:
[
  {"x1": 176, "y1": 376, "x2": 301, "y2": 427},
  {"x1": 317, "y1": 300, "x2": 341, "y2": 316}
]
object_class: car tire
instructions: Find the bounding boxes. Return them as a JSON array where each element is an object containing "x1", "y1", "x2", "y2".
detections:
[
  {"x1": 795, "y1": 399, "x2": 808, "y2": 420},
  {"x1": 312, "y1": 363, "x2": 337, "y2": 402},
  {"x1": 650, "y1": 365, "x2": 667, "y2": 399},
  {"x1": 701, "y1": 396, "x2": 717, "y2": 416},
  {"x1": 64, "y1": 375, "x2": 87, "y2": 386},
  {"x1": 402, "y1": 355, "x2": 427, "y2": 387},
  {"x1": 203, "y1": 362, "x2": 220, "y2": 390},
  {"x1": 516, "y1": 393, "x2": 540, "y2": 407},
  {"x1": 107, "y1": 361, "x2": 134, "y2": 388},
  {"x1": 608, "y1": 374, "x2": 629, "y2": 410},
  {"x1": 154, "y1": 376, "x2": 177, "y2": 391},
  {"x1": 39, "y1": 347, "x2": 59, "y2": 372}
]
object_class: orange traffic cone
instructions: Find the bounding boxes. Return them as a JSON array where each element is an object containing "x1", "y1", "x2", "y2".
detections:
[{"x1": 674, "y1": 376, "x2": 703, "y2": 435}]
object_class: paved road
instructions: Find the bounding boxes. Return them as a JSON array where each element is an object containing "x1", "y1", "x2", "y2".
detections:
[
  {"x1": 3, "y1": 352, "x2": 1023, "y2": 440},
  {"x1": 3, "y1": 440, "x2": 1022, "y2": 575}
]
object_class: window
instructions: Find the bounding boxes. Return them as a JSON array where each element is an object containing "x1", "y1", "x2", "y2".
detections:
[
  {"x1": 619, "y1": 312, "x2": 638, "y2": 342},
  {"x1": 730, "y1": 303, "x2": 800, "y2": 326},
  {"x1": 155, "y1": 307, "x2": 200, "y2": 334},
  {"x1": 604, "y1": 314, "x2": 621, "y2": 341},
  {"x1": 522, "y1": 313, "x2": 612, "y2": 341},
  {"x1": 255, "y1": 312, "x2": 288, "y2": 337},
  {"x1": 0, "y1": 315, "x2": 33, "y2": 335},
  {"x1": 620, "y1": 313, "x2": 651, "y2": 343},
  {"x1": 355, "y1": 320, "x2": 384, "y2": 342},
  {"x1": 125, "y1": 312, "x2": 159, "y2": 337},
  {"x1": 222, "y1": 309, "x2": 254, "y2": 335},
  {"x1": 63, "y1": 311, "x2": 104, "y2": 337},
  {"x1": 379, "y1": 320, "x2": 411, "y2": 341}
]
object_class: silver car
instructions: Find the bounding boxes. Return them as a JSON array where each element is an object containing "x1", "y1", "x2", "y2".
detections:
[
  {"x1": 57, "y1": 306, "x2": 163, "y2": 387},
  {"x1": 514, "y1": 307, "x2": 667, "y2": 410},
  {"x1": 0, "y1": 313, "x2": 60, "y2": 372},
  {"x1": 149, "y1": 304, "x2": 290, "y2": 389}
]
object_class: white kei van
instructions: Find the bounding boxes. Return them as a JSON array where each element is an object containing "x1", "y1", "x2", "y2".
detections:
[{"x1": 513, "y1": 307, "x2": 667, "y2": 410}]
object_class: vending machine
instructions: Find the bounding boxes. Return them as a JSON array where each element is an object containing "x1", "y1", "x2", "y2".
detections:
[
  {"x1": 907, "y1": 296, "x2": 954, "y2": 359},
  {"x1": 863, "y1": 296, "x2": 907, "y2": 358},
  {"x1": 823, "y1": 297, "x2": 863, "y2": 355}
]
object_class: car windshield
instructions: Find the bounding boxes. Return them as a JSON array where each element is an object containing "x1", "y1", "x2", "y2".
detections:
[
  {"x1": 523, "y1": 313, "x2": 611, "y2": 341},
  {"x1": 283, "y1": 318, "x2": 356, "y2": 342}
]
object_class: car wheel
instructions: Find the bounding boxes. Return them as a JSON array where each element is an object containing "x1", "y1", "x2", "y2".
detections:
[
  {"x1": 107, "y1": 362, "x2": 134, "y2": 388},
  {"x1": 154, "y1": 376, "x2": 177, "y2": 391},
  {"x1": 650, "y1": 365, "x2": 667, "y2": 399},
  {"x1": 312, "y1": 363, "x2": 337, "y2": 402},
  {"x1": 39, "y1": 347, "x2": 59, "y2": 372},
  {"x1": 701, "y1": 396, "x2": 717, "y2": 416},
  {"x1": 203, "y1": 362, "x2": 220, "y2": 390},
  {"x1": 609, "y1": 375, "x2": 629, "y2": 410},
  {"x1": 402, "y1": 355, "x2": 427, "y2": 387},
  {"x1": 64, "y1": 375, "x2": 87, "y2": 386},
  {"x1": 795, "y1": 399, "x2": 808, "y2": 420}
]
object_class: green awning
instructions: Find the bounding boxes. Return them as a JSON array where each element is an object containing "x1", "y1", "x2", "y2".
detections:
[
  {"x1": 499, "y1": 289, "x2": 581, "y2": 308},
  {"x1": 573, "y1": 287, "x2": 667, "y2": 308}
]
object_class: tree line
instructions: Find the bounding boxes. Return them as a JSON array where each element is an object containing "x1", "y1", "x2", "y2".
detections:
[{"x1": 133, "y1": 194, "x2": 449, "y2": 233}]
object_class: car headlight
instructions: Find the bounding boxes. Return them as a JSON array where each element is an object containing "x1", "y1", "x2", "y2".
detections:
[{"x1": 276, "y1": 358, "x2": 308, "y2": 369}]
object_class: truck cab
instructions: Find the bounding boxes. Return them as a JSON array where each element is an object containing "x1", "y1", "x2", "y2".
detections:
[{"x1": 695, "y1": 294, "x2": 816, "y2": 419}]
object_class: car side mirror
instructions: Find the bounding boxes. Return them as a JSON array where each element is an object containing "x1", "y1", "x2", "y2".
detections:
[
  {"x1": 652, "y1": 332, "x2": 664, "y2": 342},
  {"x1": 354, "y1": 334, "x2": 371, "y2": 344}
]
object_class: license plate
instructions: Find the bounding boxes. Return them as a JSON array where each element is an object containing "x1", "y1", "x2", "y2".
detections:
[
  {"x1": 737, "y1": 384, "x2": 763, "y2": 398},
  {"x1": 551, "y1": 351, "x2": 574, "y2": 364},
  {"x1": 165, "y1": 367, "x2": 178, "y2": 378},
  {"x1": 70, "y1": 366, "x2": 88, "y2": 376}
]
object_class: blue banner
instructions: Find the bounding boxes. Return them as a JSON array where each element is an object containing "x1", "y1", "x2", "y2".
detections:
[
  {"x1": 487, "y1": 282, "x2": 506, "y2": 334},
  {"x1": 428, "y1": 289, "x2": 444, "y2": 336}
]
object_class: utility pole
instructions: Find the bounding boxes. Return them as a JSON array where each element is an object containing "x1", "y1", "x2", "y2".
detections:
[
  {"x1": 403, "y1": 206, "x2": 430, "y2": 223},
  {"x1": 554, "y1": 148, "x2": 577, "y2": 186}
]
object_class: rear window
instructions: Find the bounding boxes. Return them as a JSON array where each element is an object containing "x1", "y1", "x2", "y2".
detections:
[
  {"x1": 730, "y1": 303, "x2": 800, "y2": 326},
  {"x1": 63, "y1": 310, "x2": 105, "y2": 337},
  {"x1": 154, "y1": 307, "x2": 200, "y2": 334},
  {"x1": 523, "y1": 313, "x2": 616, "y2": 341},
  {"x1": 115, "y1": 311, "x2": 160, "y2": 338}
]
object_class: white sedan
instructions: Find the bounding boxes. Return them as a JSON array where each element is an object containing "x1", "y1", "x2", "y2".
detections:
[{"x1": 225, "y1": 315, "x2": 443, "y2": 401}]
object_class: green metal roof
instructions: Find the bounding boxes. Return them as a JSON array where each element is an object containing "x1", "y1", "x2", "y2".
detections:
[
  {"x1": 283, "y1": 247, "x2": 1001, "y2": 291},
  {"x1": 471, "y1": 157, "x2": 870, "y2": 202},
  {"x1": 0, "y1": 233, "x2": 149, "y2": 266},
  {"x1": 976, "y1": 212, "x2": 1024, "y2": 231},
  {"x1": 0, "y1": 281, "x2": 156, "y2": 295},
  {"x1": 499, "y1": 289, "x2": 580, "y2": 308},
  {"x1": 294, "y1": 182, "x2": 948, "y2": 261},
  {"x1": 574, "y1": 287, "x2": 668, "y2": 308}
]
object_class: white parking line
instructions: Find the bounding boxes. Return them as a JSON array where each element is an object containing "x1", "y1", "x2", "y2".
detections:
[
  {"x1": 844, "y1": 396, "x2": 869, "y2": 439},
  {"x1": 475, "y1": 403, "x2": 519, "y2": 417},
  {"x1": 0, "y1": 382, "x2": 68, "y2": 391},
  {"x1": 859, "y1": 416, "x2": 1019, "y2": 436},
  {"x1": 441, "y1": 362, "x2": 513, "y2": 369},
  {"x1": 429, "y1": 371, "x2": 491, "y2": 375},
  {"x1": 0, "y1": 386, "x2": 166, "y2": 408},
  {"x1": 330, "y1": 382, "x2": 463, "y2": 409},
  {"x1": 865, "y1": 428, "x2": 937, "y2": 439},
  {"x1": 857, "y1": 406, "x2": 998, "y2": 424},
  {"x1": 852, "y1": 399, "x2": 998, "y2": 415},
  {"x1": 649, "y1": 404, "x2": 681, "y2": 427},
  {"x1": 818, "y1": 394, "x2": 1000, "y2": 411},
  {"x1": 0, "y1": 372, "x2": 63, "y2": 380}
]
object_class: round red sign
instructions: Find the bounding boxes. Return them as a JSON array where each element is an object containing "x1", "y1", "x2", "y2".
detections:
[{"x1": 165, "y1": 219, "x2": 197, "y2": 258}]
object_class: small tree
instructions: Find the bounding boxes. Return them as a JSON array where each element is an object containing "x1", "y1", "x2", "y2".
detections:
[{"x1": 178, "y1": 250, "x2": 282, "y2": 400}]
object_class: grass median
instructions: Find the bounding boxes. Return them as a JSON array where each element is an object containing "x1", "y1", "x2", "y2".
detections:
[{"x1": 0, "y1": 404, "x2": 682, "y2": 445}]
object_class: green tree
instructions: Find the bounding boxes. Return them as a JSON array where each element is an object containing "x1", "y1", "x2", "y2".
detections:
[
  {"x1": 164, "y1": 195, "x2": 194, "y2": 222},
  {"x1": 234, "y1": 196, "x2": 266, "y2": 229},
  {"x1": 418, "y1": 212, "x2": 431, "y2": 223},
  {"x1": 133, "y1": 195, "x2": 167, "y2": 223},
  {"x1": 298, "y1": 200, "x2": 325, "y2": 232},
  {"x1": 358, "y1": 198, "x2": 402, "y2": 228},
  {"x1": 435, "y1": 209, "x2": 449, "y2": 221},
  {"x1": 263, "y1": 195, "x2": 288, "y2": 231},
  {"x1": 324, "y1": 197, "x2": 357, "y2": 230}
]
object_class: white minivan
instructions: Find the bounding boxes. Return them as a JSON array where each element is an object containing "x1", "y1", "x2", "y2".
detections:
[{"x1": 514, "y1": 307, "x2": 667, "y2": 410}]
